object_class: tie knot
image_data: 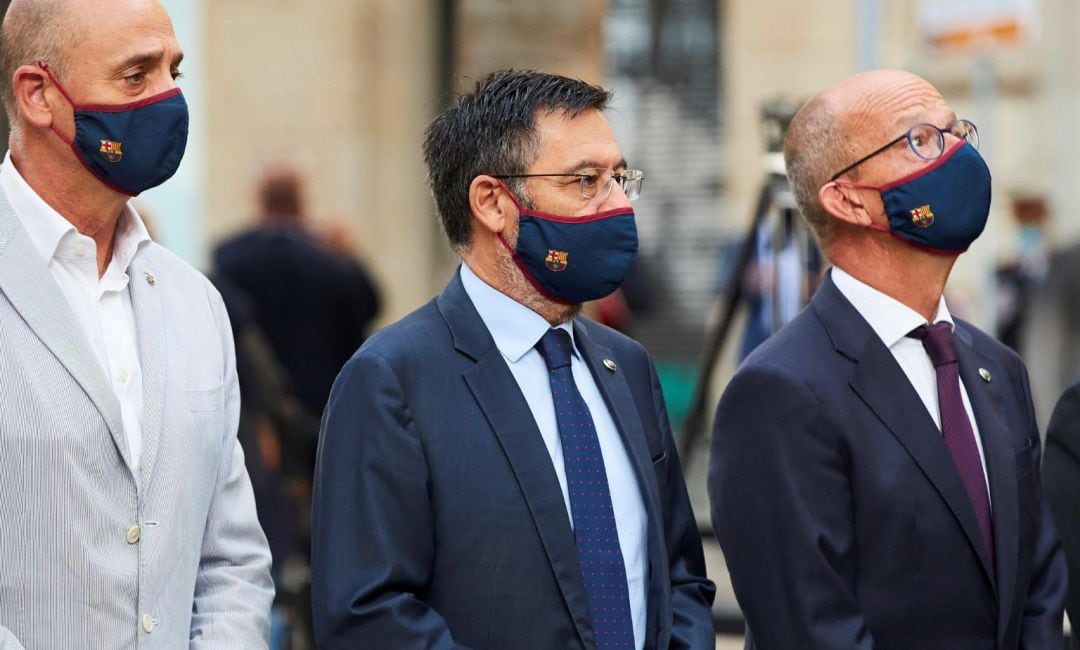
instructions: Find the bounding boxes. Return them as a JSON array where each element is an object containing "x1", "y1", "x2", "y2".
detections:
[
  {"x1": 536, "y1": 328, "x2": 573, "y2": 371},
  {"x1": 908, "y1": 321, "x2": 957, "y2": 368}
]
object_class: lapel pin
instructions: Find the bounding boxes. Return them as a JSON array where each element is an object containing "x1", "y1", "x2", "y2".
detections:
[
  {"x1": 602, "y1": 358, "x2": 617, "y2": 372},
  {"x1": 144, "y1": 272, "x2": 156, "y2": 286},
  {"x1": 978, "y1": 368, "x2": 991, "y2": 383}
]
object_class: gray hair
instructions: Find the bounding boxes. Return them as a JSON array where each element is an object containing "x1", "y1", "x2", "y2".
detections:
[
  {"x1": 0, "y1": 0, "x2": 72, "y2": 132},
  {"x1": 782, "y1": 94, "x2": 856, "y2": 249}
]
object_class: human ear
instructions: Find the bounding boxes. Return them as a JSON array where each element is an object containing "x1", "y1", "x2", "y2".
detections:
[
  {"x1": 819, "y1": 181, "x2": 876, "y2": 227},
  {"x1": 12, "y1": 64, "x2": 56, "y2": 130},
  {"x1": 468, "y1": 175, "x2": 515, "y2": 236}
]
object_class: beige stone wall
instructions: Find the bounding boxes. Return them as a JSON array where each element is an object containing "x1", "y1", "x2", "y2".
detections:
[
  {"x1": 204, "y1": 0, "x2": 439, "y2": 323},
  {"x1": 454, "y1": 0, "x2": 607, "y2": 85},
  {"x1": 202, "y1": 0, "x2": 609, "y2": 322}
]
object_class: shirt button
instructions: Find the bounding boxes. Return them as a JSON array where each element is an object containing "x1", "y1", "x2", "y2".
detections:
[
  {"x1": 74, "y1": 244, "x2": 86, "y2": 257},
  {"x1": 118, "y1": 370, "x2": 129, "y2": 383},
  {"x1": 141, "y1": 613, "x2": 154, "y2": 633},
  {"x1": 126, "y1": 524, "x2": 141, "y2": 544}
]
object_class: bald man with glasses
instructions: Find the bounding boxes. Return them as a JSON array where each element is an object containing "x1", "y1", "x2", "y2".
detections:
[{"x1": 709, "y1": 69, "x2": 1066, "y2": 650}]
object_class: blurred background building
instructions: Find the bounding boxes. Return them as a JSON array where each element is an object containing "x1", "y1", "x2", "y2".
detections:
[{"x1": 6, "y1": 0, "x2": 1080, "y2": 647}]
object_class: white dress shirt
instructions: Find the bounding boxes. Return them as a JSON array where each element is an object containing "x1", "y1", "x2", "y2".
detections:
[
  {"x1": 2, "y1": 152, "x2": 149, "y2": 473},
  {"x1": 832, "y1": 266, "x2": 990, "y2": 499},
  {"x1": 461, "y1": 263, "x2": 648, "y2": 649}
]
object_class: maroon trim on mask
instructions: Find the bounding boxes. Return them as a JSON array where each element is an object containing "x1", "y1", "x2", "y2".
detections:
[
  {"x1": 497, "y1": 233, "x2": 576, "y2": 306},
  {"x1": 876, "y1": 141, "x2": 966, "y2": 192},
  {"x1": 38, "y1": 60, "x2": 182, "y2": 113},
  {"x1": 495, "y1": 179, "x2": 634, "y2": 223},
  {"x1": 868, "y1": 222, "x2": 966, "y2": 256},
  {"x1": 833, "y1": 141, "x2": 967, "y2": 193},
  {"x1": 888, "y1": 230, "x2": 967, "y2": 256},
  {"x1": 73, "y1": 87, "x2": 182, "y2": 113}
]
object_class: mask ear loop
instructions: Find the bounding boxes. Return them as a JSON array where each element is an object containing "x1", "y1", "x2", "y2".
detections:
[
  {"x1": 830, "y1": 179, "x2": 892, "y2": 234},
  {"x1": 36, "y1": 61, "x2": 78, "y2": 147}
]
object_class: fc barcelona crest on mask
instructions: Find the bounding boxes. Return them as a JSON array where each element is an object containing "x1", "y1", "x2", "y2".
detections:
[
  {"x1": 99, "y1": 140, "x2": 123, "y2": 163},
  {"x1": 544, "y1": 249, "x2": 569, "y2": 272},
  {"x1": 910, "y1": 204, "x2": 934, "y2": 228}
]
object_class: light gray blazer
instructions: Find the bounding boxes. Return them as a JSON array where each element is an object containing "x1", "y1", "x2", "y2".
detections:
[{"x1": 0, "y1": 186, "x2": 273, "y2": 649}]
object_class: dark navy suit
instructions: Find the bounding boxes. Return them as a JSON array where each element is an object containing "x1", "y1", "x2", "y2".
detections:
[
  {"x1": 311, "y1": 269, "x2": 715, "y2": 649},
  {"x1": 709, "y1": 273, "x2": 1065, "y2": 650}
]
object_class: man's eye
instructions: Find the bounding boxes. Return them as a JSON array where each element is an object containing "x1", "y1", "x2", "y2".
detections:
[
  {"x1": 911, "y1": 134, "x2": 926, "y2": 148},
  {"x1": 125, "y1": 72, "x2": 145, "y2": 85},
  {"x1": 580, "y1": 173, "x2": 601, "y2": 187}
]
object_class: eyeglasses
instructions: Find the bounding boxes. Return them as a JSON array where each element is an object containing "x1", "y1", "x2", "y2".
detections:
[
  {"x1": 829, "y1": 119, "x2": 979, "y2": 181},
  {"x1": 492, "y1": 168, "x2": 645, "y2": 202}
]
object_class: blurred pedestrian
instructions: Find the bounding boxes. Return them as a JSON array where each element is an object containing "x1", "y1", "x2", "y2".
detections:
[
  {"x1": 214, "y1": 161, "x2": 378, "y2": 648},
  {"x1": 709, "y1": 69, "x2": 1065, "y2": 650},
  {"x1": 311, "y1": 69, "x2": 715, "y2": 649},
  {"x1": 0, "y1": 0, "x2": 273, "y2": 646},
  {"x1": 214, "y1": 161, "x2": 381, "y2": 423},
  {"x1": 994, "y1": 195, "x2": 1049, "y2": 352}
]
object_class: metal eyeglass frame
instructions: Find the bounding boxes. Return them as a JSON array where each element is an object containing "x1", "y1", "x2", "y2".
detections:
[
  {"x1": 829, "y1": 119, "x2": 979, "y2": 181},
  {"x1": 491, "y1": 168, "x2": 645, "y2": 201}
]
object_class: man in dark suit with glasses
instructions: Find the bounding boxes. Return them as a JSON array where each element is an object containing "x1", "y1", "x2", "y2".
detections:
[{"x1": 710, "y1": 69, "x2": 1066, "y2": 650}]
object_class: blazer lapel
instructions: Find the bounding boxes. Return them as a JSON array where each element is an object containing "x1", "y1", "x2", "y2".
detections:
[
  {"x1": 813, "y1": 275, "x2": 996, "y2": 588},
  {"x1": 572, "y1": 322, "x2": 663, "y2": 517},
  {"x1": 954, "y1": 324, "x2": 1018, "y2": 636},
  {"x1": 128, "y1": 253, "x2": 166, "y2": 482},
  {"x1": 438, "y1": 271, "x2": 594, "y2": 648},
  {"x1": 0, "y1": 191, "x2": 130, "y2": 468}
]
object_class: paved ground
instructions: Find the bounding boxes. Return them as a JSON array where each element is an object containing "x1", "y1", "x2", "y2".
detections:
[{"x1": 716, "y1": 635, "x2": 744, "y2": 648}]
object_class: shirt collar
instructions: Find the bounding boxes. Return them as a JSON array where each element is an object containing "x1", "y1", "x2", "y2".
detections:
[
  {"x1": 0, "y1": 151, "x2": 151, "y2": 271},
  {"x1": 460, "y1": 262, "x2": 577, "y2": 363},
  {"x1": 831, "y1": 266, "x2": 954, "y2": 348}
]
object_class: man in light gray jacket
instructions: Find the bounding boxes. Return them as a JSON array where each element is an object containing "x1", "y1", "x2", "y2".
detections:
[{"x1": 0, "y1": 0, "x2": 273, "y2": 647}]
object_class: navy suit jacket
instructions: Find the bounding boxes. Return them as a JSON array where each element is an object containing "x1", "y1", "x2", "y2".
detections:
[
  {"x1": 311, "y1": 269, "x2": 715, "y2": 649},
  {"x1": 709, "y1": 273, "x2": 1066, "y2": 650}
]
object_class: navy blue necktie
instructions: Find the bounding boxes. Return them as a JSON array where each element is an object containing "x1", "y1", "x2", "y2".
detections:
[{"x1": 535, "y1": 328, "x2": 635, "y2": 648}]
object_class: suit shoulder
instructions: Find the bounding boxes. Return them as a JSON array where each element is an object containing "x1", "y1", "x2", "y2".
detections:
[
  {"x1": 739, "y1": 307, "x2": 831, "y2": 377},
  {"x1": 352, "y1": 299, "x2": 446, "y2": 363},
  {"x1": 955, "y1": 317, "x2": 1024, "y2": 370},
  {"x1": 576, "y1": 317, "x2": 649, "y2": 358}
]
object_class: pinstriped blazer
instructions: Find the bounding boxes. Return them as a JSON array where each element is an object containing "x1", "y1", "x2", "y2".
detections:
[{"x1": 0, "y1": 186, "x2": 273, "y2": 649}]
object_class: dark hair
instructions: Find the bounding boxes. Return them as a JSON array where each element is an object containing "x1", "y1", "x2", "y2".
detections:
[{"x1": 423, "y1": 69, "x2": 612, "y2": 251}]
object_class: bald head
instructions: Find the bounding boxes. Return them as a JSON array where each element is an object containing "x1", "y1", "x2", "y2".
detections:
[
  {"x1": 0, "y1": 0, "x2": 74, "y2": 129},
  {"x1": 257, "y1": 161, "x2": 306, "y2": 222},
  {"x1": 1, "y1": 0, "x2": 175, "y2": 135},
  {"x1": 784, "y1": 70, "x2": 947, "y2": 249}
]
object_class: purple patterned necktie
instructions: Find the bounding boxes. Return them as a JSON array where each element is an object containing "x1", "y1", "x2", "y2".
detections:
[
  {"x1": 909, "y1": 322, "x2": 995, "y2": 567},
  {"x1": 536, "y1": 329, "x2": 635, "y2": 649}
]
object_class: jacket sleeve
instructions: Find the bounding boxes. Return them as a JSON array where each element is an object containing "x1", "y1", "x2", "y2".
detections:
[
  {"x1": 1021, "y1": 363, "x2": 1068, "y2": 649},
  {"x1": 646, "y1": 358, "x2": 716, "y2": 648},
  {"x1": 310, "y1": 351, "x2": 469, "y2": 649},
  {"x1": 190, "y1": 286, "x2": 276, "y2": 648},
  {"x1": 709, "y1": 364, "x2": 873, "y2": 649}
]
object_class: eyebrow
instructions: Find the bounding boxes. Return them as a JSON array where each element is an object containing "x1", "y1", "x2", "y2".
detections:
[
  {"x1": 567, "y1": 158, "x2": 629, "y2": 172},
  {"x1": 114, "y1": 49, "x2": 185, "y2": 72}
]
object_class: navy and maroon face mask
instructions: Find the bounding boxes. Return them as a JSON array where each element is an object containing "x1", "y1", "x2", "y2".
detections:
[
  {"x1": 835, "y1": 141, "x2": 992, "y2": 254},
  {"x1": 497, "y1": 181, "x2": 638, "y2": 305},
  {"x1": 40, "y1": 61, "x2": 189, "y2": 196}
]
